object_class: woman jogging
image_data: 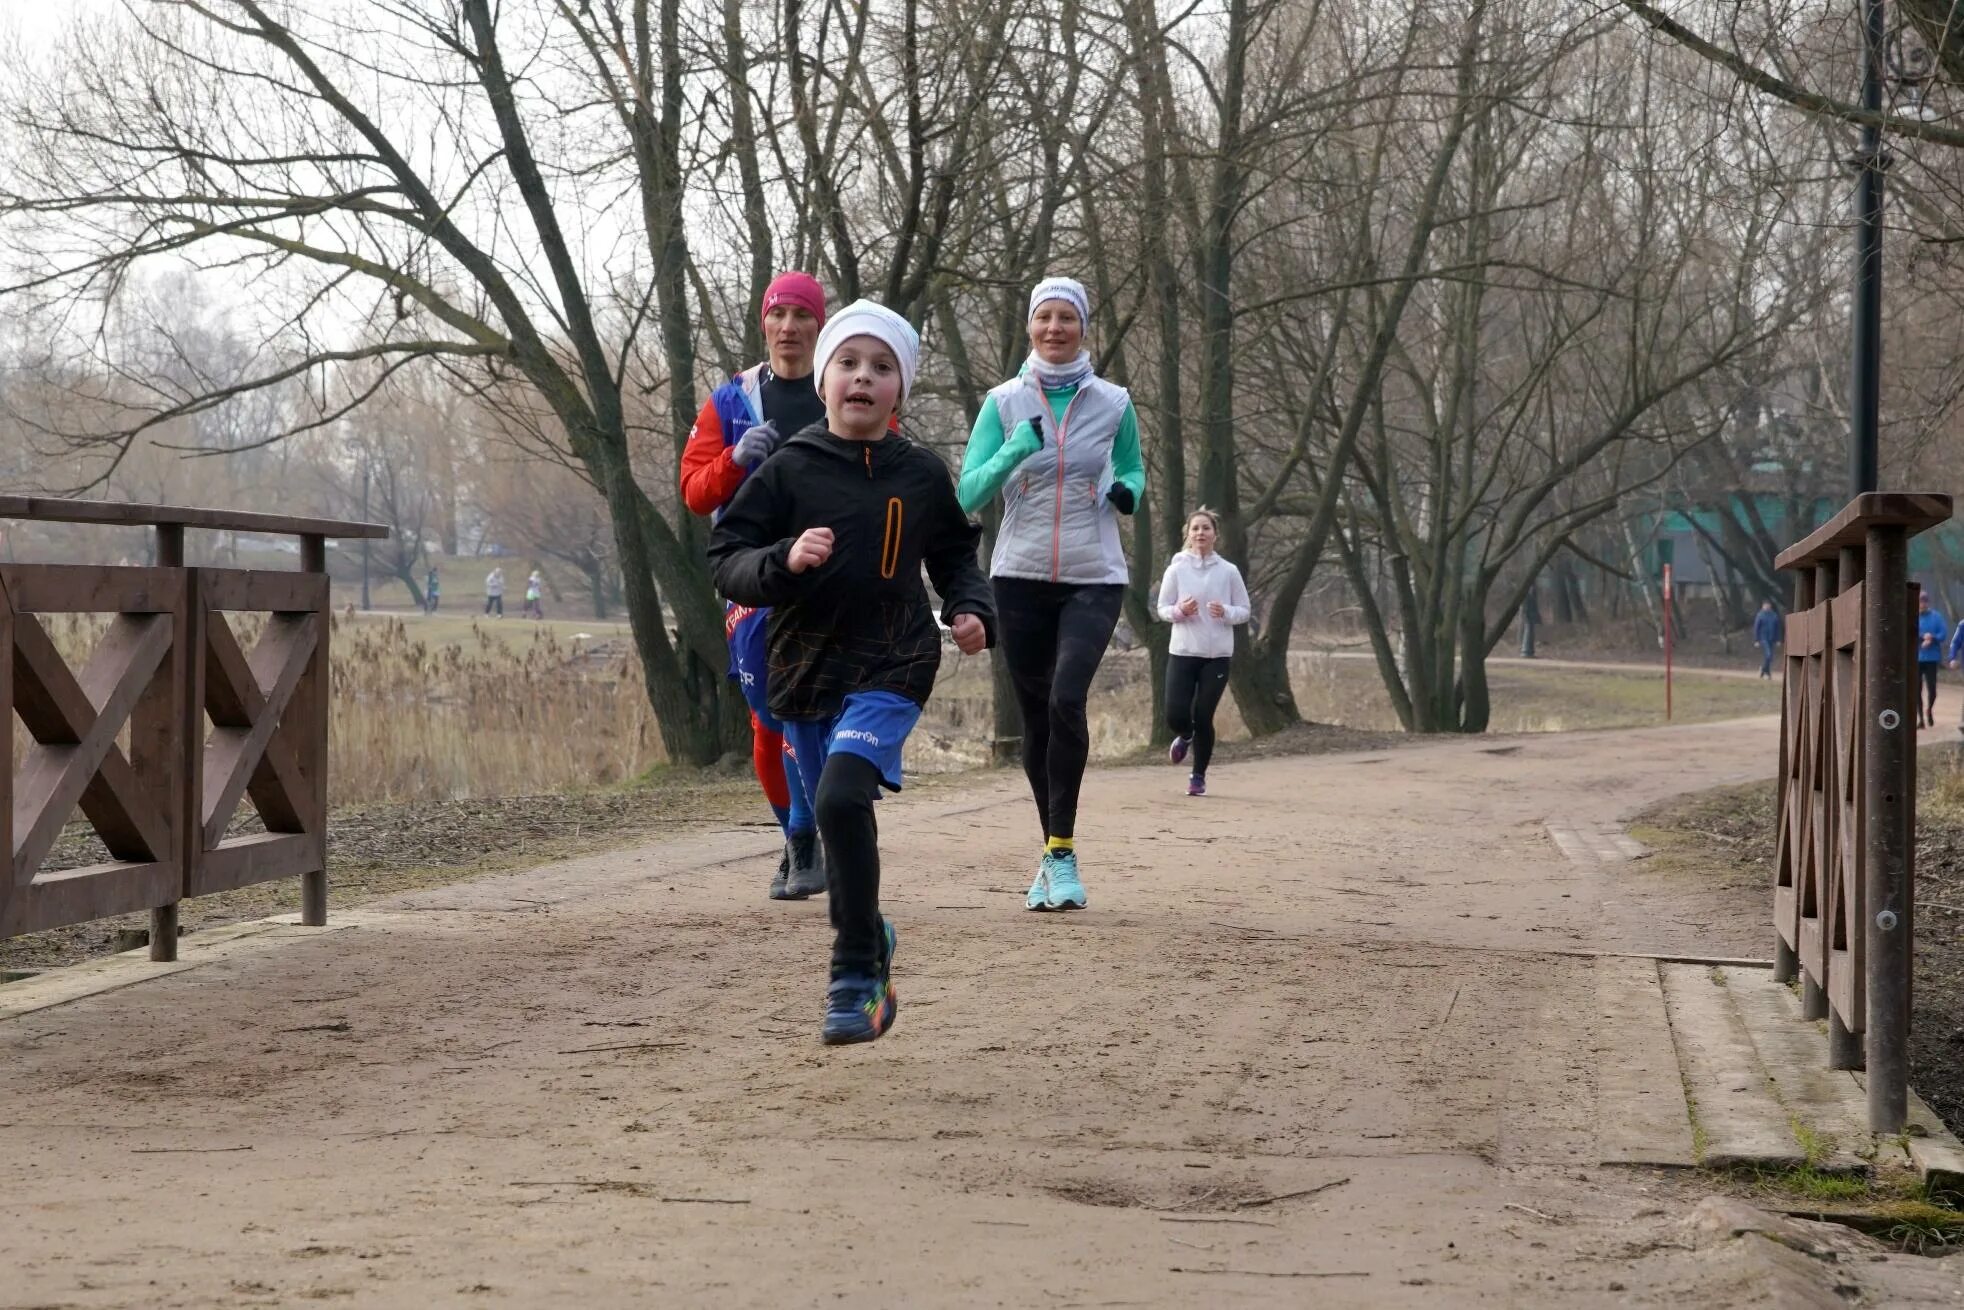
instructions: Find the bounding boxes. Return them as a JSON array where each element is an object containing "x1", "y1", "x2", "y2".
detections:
[
  {"x1": 1156, "y1": 508, "x2": 1250, "y2": 797},
  {"x1": 957, "y1": 276, "x2": 1145, "y2": 913},
  {"x1": 680, "y1": 271, "x2": 829, "y2": 901}
]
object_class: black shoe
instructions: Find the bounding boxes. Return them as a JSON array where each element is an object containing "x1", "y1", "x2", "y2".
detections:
[
  {"x1": 785, "y1": 831, "x2": 827, "y2": 900},
  {"x1": 768, "y1": 843, "x2": 793, "y2": 901}
]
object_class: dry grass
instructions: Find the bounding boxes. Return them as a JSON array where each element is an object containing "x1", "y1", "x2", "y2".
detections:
[
  {"x1": 329, "y1": 615, "x2": 659, "y2": 803},
  {"x1": 15, "y1": 608, "x2": 1777, "y2": 808},
  {"x1": 12, "y1": 611, "x2": 662, "y2": 808}
]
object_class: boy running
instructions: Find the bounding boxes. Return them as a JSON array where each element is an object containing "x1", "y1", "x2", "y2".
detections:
[{"x1": 709, "y1": 300, "x2": 994, "y2": 1045}]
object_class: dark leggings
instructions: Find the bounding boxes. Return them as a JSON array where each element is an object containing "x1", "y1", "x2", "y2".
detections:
[
  {"x1": 993, "y1": 578, "x2": 1125, "y2": 842},
  {"x1": 814, "y1": 753, "x2": 887, "y2": 979},
  {"x1": 1922, "y1": 663, "x2": 1939, "y2": 719},
  {"x1": 1166, "y1": 655, "x2": 1232, "y2": 776}
]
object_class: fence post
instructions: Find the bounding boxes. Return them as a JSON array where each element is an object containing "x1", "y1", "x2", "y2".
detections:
[
  {"x1": 299, "y1": 534, "x2": 328, "y2": 928},
  {"x1": 1775, "y1": 568, "x2": 1817, "y2": 986},
  {"x1": 1863, "y1": 525, "x2": 1911, "y2": 1134},
  {"x1": 148, "y1": 524, "x2": 184, "y2": 963},
  {"x1": 1829, "y1": 545, "x2": 1865, "y2": 1071}
]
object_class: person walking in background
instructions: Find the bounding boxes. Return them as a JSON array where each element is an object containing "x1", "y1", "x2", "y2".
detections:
[
  {"x1": 1519, "y1": 583, "x2": 1541, "y2": 659},
  {"x1": 1753, "y1": 599, "x2": 1783, "y2": 678},
  {"x1": 709, "y1": 300, "x2": 995, "y2": 1044},
  {"x1": 483, "y1": 566, "x2": 504, "y2": 618},
  {"x1": 1917, "y1": 589, "x2": 1948, "y2": 728},
  {"x1": 523, "y1": 570, "x2": 545, "y2": 620},
  {"x1": 425, "y1": 566, "x2": 440, "y2": 615},
  {"x1": 680, "y1": 271, "x2": 831, "y2": 901},
  {"x1": 957, "y1": 275, "x2": 1145, "y2": 913},
  {"x1": 1156, "y1": 508, "x2": 1250, "y2": 797},
  {"x1": 1944, "y1": 604, "x2": 1964, "y2": 735}
]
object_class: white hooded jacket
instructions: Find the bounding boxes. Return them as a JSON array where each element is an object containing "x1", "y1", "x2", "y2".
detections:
[{"x1": 1156, "y1": 550, "x2": 1251, "y2": 658}]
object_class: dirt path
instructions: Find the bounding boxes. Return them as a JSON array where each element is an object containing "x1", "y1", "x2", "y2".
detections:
[{"x1": 5, "y1": 714, "x2": 1959, "y2": 1306}]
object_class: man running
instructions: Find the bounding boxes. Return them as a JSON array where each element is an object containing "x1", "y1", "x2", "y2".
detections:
[{"x1": 680, "y1": 272, "x2": 829, "y2": 899}]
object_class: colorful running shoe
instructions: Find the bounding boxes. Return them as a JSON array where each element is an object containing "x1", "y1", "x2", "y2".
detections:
[
  {"x1": 821, "y1": 919, "x2": 898, "y2": 1045},
  {"x1": 1025, "y1": 860, "x2": 1051, "y2": 912},
  {"x1": 1188, "y1": 774, "x2": 1206, "y2": 797},
  {"x1": 1043, "y1": 850, "x2": 1087, "y2": 911},
  {"x1": 1168, "y1": 735, "x2": 1190, "y2": 766}
]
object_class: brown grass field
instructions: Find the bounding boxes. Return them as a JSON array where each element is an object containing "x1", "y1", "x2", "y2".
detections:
[{"x1": 20, "y1": 604, "x2": 1780, "y2": 809}]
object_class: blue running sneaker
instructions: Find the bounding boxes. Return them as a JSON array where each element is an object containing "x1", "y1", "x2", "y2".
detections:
[
  {"x1": 1168, "y1": 735, "x2": 1190, "y2": 765},
  {"x1": 1043, "y1": 850, "x2": 1087, "y2": 911},
  {"x1": 821, "y1": 919, "x2": 897, "y2": 1045},
  {"x1": 1025, "y1": 861, "x2": 1051, "y2": 912}
]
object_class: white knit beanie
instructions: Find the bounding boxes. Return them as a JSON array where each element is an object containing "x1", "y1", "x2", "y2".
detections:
[
  {"x1": 1027, "y1": 275, "x2": 1091, "y2": 328},
  {"x1": 813, "y1": 299, "x2": 921, "y2": 403}
]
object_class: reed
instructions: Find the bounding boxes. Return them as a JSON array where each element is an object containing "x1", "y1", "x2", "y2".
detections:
[{"x1": 11, "y1": 613, "x2": 1777, "y2": 808}]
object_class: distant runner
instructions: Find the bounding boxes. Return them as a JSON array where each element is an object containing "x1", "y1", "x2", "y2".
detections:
[{"x1": 1156, "y1": 508, "x2": 1250, "y2": 797}]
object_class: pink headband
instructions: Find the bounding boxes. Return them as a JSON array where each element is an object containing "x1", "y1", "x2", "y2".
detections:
[{"x1": 761, "y1": 271, "x2": 826, "y2": 329}]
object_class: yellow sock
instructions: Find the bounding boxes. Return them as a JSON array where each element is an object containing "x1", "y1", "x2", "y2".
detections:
[{"x1": 1046, "y1": 837, "x2": 1074, "y2": 856}]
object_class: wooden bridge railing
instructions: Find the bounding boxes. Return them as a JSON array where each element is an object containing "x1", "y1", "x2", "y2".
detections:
[
  {"x1": 1774, "y1": 491, "x2": 1951, "y2": 1134},
  {"x1": 1, "y1": 497, "x2": 387, "y2": 962}
]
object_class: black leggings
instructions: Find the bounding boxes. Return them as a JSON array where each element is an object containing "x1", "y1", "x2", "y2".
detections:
[
  {"x1": 814, "y1": 752, "x2": 887, "y2": 979},
  {"x1": 1166, "y1": 655, "x2": 1232, "y2": 776},
  {"x1": 993, "y1": 578, "x2": 1125, "y2": 842},
  {"x1": 1922, "y1": 663, "x2": 1939, "y2": 719}
]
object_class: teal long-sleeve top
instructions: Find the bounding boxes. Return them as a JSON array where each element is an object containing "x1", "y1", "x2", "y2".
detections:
[{"x1": 956, "y1": 386, "x2": 1145, "y2": 516}]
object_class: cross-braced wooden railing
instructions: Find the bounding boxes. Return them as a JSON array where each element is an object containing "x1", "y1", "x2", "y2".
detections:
[
  {"x1": 2, "y1": 498, "x2": 386, "y2": 960},
  {"x1": 1774, "y1": 492, "x2": 1951, "y2": 1134}
]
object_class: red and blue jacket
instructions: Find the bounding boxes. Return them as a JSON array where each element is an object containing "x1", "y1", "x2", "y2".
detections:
[
  {"x1": 680, "y1": 363, "x2": 899, "y2": 518},
  {"x1": 680, "y1": 365, "x2": 768, "y2": 520}
]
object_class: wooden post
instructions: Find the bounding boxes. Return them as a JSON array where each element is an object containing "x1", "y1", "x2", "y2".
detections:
[
  {"x1": 1775, "y1": 569, "x2": 1817, "y2": 985},
  {"x1": 1864, "y1": 526, "x2": 1911, "y2": 1134},
  {"x1": 299, "y1": 534, "x2": 328, "y2": 927},
  {"x1": 1829, "y1": 544, "x2": 1864, "y2": 1071},
  {"x1": 149, "y1": 525, "x2": 184, "y2": 963},
  {"x1": 1798, "y1": 543, "x2": 1828, "y2": 1020}
]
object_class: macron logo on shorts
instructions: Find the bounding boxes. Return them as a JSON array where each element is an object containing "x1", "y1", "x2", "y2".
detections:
[{"x1": 835, "y1": 728, "x2": 883, "y2": 748}]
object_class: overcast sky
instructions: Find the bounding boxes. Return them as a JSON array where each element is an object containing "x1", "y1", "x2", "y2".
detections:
[{"x1": 5, "y1": 0, "x2": 107, "y2": 40}]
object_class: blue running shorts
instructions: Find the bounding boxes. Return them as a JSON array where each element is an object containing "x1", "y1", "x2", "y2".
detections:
[{"x1": 781, "y1": 691, "x2": 923, "y2": 797}]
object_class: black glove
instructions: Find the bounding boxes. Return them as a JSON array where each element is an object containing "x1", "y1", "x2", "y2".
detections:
[{"x1": 1106, "y1": 483, "x2": 1136, "y2": 515}]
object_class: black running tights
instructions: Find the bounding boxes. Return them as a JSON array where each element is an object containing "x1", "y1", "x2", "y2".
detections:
[
  {"x1": 993, "y1": 578, "x2": 1125, "y2": 842},
  {"x1": 815, "y1": 752, "x2": 887, "y2": 979},
  {"x1": 1165, "y1": 654, "x2": 1232, "y2": 776}
]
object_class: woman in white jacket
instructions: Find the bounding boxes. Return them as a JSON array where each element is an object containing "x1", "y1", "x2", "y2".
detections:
[{"x1": 1156, "y1": 509, "x2": 1250, "y2": 796}]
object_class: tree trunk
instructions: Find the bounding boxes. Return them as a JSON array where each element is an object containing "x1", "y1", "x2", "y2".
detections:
[
  {"x1": 1456, "y1": 602, "x2": 1492, "y2": 733},
  {"x1": 1233, "y1": 630, "x2": 1301, "y2": 735},
  {"x1": 1125, "y1": 0, "x2": 1187, "y2": 746},
  {"x1": 721, "y1": 0, "x2": 773, "y2": 365},
  {"x1": 394, "y1": 566, "x2": 426, "y2": 611},
  {"x1": 1552, "y1": 556, "x2": 1578, "y2": 623}
]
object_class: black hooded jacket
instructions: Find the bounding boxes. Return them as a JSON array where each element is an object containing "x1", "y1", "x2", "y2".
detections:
[{"x1": 708, "y1": 426, "x2": 997, "y2": 721}]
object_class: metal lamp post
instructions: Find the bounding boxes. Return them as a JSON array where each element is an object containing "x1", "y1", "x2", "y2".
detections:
[
  {"x1": 359, "y1": 460, "x2": 372, "y2": 611},
  {"x1": 1850, "y1": 0, "x2": 1886, "y2": 495}
]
